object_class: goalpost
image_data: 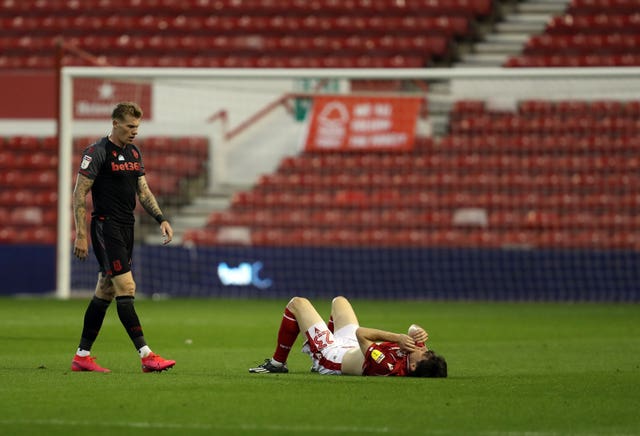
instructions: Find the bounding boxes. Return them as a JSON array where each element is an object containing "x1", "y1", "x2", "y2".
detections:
[{"x1": 57, "y1": 67, "x2": 640, "y2": 301}]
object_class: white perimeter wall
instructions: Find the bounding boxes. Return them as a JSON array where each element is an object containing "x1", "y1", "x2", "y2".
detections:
[{"x1": 450, "y1": 77, "x2": 640, "y2": 110}]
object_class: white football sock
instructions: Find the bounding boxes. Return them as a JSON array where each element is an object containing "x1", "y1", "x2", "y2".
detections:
[
  {"x1": 76, "y1": 349, "x2": 90, "y2": 357},
  {"x1": 138, "y1": 345, "x2": 152, "y2": 358}
]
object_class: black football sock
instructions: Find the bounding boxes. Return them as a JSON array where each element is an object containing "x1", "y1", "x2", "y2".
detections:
[
  {"x1": 78, "y1": 296, "x2": 111, "y2": 351},
  {"x1": 115, "y1": 296, "x2": 147, "y2": 350}
]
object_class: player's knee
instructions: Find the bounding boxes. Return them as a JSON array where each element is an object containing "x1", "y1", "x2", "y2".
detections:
[
  {"x1": 113, "y1": 275, "x2": 136, "y2": 297},
  {"x1": 331, "y1": 296, "x2": 357, "y2": 324},
  {"x1": 332, "y1": 296, "x2": 348, "y2": 306},
  {"x1": 331, "y1": 296, "x2": 349, "y2": 312},
  {"x1": 97, "y1": 287, "x2": 116, "y2": 300},
  {"x1": 287, "y1": 296, "x2": 310, "y2": 313},
  {"x1": 95, "y1": 275, "x2": 115, "y2": 300},
  {"x1": 119, "y1": 281, "x2": 136, "y2": 297}
]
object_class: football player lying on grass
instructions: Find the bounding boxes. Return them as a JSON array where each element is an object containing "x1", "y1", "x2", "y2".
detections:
[{"x1": 249, "y1": 296, "x2": 447, "y2": 377}]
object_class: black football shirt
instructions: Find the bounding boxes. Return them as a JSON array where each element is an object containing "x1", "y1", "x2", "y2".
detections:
[{"x1": 78, "y1": 136, "x2": 145, "y2": 224}]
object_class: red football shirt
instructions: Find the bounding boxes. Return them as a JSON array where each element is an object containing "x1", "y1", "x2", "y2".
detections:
[{"x1": 362, "y1": 342, "x2": 408, "y2": 376}]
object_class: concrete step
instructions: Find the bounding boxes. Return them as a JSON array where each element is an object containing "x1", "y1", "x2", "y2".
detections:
[
  {"x1": 428, "y1": 96, "x2": 455, "y2": 114},
  {"x1": 517, "y1": 4, "x2": 569, "y2": 14},
  {"x1": 474, "y1": 41, "x2": 524, "y2": 55},
  {"x1": 145, "y1": 214, "x2": 210, "y2": 245},
  {"x1": 429, "y1": 114, "x2": 450, "y2": 136},
  {"x1": 170, "y1": 215, "x2": 209, "y2": 231},
  {"x1": 484, "y1": 33, "x2": 531, "y2": 45},
  {"x1": 428, "y1": 81, "x2": 451, "y2": 95},
  {"x1": 180, "y1": 195, "x2": 231, "y2": 215},
  {"x1": 504, "y1": 13, "x2": 556, "y2": 24},
  {"x1": 495, "y1": 12, "x2": 552, "y2": 35},
  {"x1": 456, "y1": 53, "x2": 510, "y2": 67},
  {"x1": 495, "y1": 20, "x2": 547, "y2": 34},
  {"x1": 516, "y1": 0, "x2": 570, "y2": 15}
]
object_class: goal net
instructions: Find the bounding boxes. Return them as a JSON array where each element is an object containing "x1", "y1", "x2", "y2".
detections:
[{"x1": 57, "y1": 67, "x2": 640, "y2": 301}]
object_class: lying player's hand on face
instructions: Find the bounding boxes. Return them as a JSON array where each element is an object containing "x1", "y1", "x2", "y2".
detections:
[
  {"x1": 398, "y1": 334, "x2": 419, "y2": 352},
  {"x1": 413, "y1": 330, "x2": 429, "y2": 345}
]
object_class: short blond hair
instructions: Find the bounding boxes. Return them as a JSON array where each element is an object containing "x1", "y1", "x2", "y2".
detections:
[{"x1": 111, "y1": 102, "x2": 143, "y2": 121}]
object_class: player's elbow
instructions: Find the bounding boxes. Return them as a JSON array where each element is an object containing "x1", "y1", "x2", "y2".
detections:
[{"x1": 355, "y1": 327, "x2": 373, "y2": 354}]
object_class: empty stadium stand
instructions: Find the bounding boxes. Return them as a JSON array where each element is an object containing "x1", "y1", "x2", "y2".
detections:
[
  {"x1": 0, "y1": 0, "x2": 500, "y2": 69},
  {"x1": 505, "y1": 0, "x2": 640, "y2": 66},
  {"x1": 3, "y1": 0, "x2": 640, "y2": 250},
  {"x1": 0, "y1": 135, "x2": 209, "y2": 244},
  {"x1": 184, "y1": 98, "x2": 640, "y2": 250}
]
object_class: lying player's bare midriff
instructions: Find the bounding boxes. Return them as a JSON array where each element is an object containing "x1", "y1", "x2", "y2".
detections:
[{"x1": 340, "y1": 347, "x2": 365, "y2": 375}]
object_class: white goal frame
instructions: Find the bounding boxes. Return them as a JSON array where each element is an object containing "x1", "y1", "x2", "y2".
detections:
[{"x1": 56, "y1": 66, "x2": 640, "y2": 298}]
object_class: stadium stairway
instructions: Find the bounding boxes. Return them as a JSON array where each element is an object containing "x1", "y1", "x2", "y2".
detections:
[
  {"x1": 504, "y1": 0, "x2": 640, "y2": 67},
  {"x1": 426, "y1": 0, "x2": 572, "y2": 135},
  {"x1": 454, "y1": 0, "x2": 572, "y2": 67}
]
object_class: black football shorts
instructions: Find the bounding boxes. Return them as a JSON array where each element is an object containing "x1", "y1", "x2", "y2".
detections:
[{"x1": 91, "y1": 216, "x2": 134, "y2": 277}]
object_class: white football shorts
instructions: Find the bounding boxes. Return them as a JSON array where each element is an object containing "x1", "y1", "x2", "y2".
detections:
[{"x1": 301, "y1": 322, "x2": 359, "y2": 375}]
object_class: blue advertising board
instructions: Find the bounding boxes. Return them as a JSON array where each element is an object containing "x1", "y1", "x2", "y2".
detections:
[
  {"x1": 4, "y1": 244, "x2": 640, "y2": 301},
  {"x1": 131, "y1": 246, "x2": 640, "y2": 301}
]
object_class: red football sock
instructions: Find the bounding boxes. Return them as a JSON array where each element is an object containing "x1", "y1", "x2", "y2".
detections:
[
  {"x1": 327, "y1": 315, "x2": 334, "y2": 333},
  {"x1": 272, "y1": 307, "x2": 300, "y2": 364}
]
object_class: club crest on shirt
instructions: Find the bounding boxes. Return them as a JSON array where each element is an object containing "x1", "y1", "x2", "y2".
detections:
[
  {"x1": 80, "y1": 155, "x2": 92, "y2": 169},
  {"x1": 371, "y1": 348, "x2": 385, "y2": 363}
]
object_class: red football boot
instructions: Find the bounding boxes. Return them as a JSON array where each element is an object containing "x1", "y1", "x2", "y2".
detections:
[
  {"x1": 71, "y1": 355, "x2": 111, "y2": 373},
  {"x1": 141, "y1": 352, "x2": 176, "y2": 373}
]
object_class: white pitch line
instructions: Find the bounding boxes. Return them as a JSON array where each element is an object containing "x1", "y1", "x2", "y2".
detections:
[
  {"x1": 0, "y1": 418, "x2": 391, "y2": 433},
  {"x1": 0, "y1": 421, "x2": 631, "y2": 436}
]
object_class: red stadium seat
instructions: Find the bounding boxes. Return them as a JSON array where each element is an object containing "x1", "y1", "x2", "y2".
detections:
[
  {"x1": 22, "y1": 227, "x2": 57, "y2": 244},
  {"x1": 0, "y1": 227, "x2": 20, "y2": 243},
  {"x1": 9, "y1": 207, "x2": 44, "y2": 226},
  {"x1": 568, "y1": 0, "x2": 640, "y2": 15},
  {"x1": 24, "y1": 170, "x2": 57, "y2": 188},
  {"x1": 1, "y1": 0, "x2": 487, "y2": 71},
  {"x1": 6, "y1": 136, "x2": 41, "y2": 150}
]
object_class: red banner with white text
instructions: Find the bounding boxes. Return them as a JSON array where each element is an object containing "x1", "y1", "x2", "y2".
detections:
[
  {"x1": 73, "y1": 78, "x2": 153, "y2": 119},
  {"x1": 304, "y1": 95, "x2": 422, "y2": 152},
  {"x1": 0, "y1": 73, "x2": 153, "y2": 120}
]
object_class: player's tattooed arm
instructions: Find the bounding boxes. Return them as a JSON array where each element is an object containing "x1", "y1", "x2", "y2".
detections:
[
  {"x1": 138, "y1": 176, "x2": 173, "y2": 244},
  {"x1": 73, "y1": 174, "x2": 94, "y2": 259},
  {"x1": 137, "y1": 175, "x2": 164, "y2": 219}
]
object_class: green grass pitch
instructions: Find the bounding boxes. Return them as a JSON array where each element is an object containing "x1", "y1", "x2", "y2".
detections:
[{"x1": 0, "y1": 297, "x2": 638, "y2": 435}]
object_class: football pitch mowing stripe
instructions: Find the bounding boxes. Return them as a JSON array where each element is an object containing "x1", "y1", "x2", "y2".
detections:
[{"x1": 0, "y1": 297, "x2": 638, "y2": 436}]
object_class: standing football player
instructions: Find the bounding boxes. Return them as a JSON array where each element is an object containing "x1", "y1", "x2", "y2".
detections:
[{"x1": 70, "y1": 101, "x2": 175, "y2": 373}]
